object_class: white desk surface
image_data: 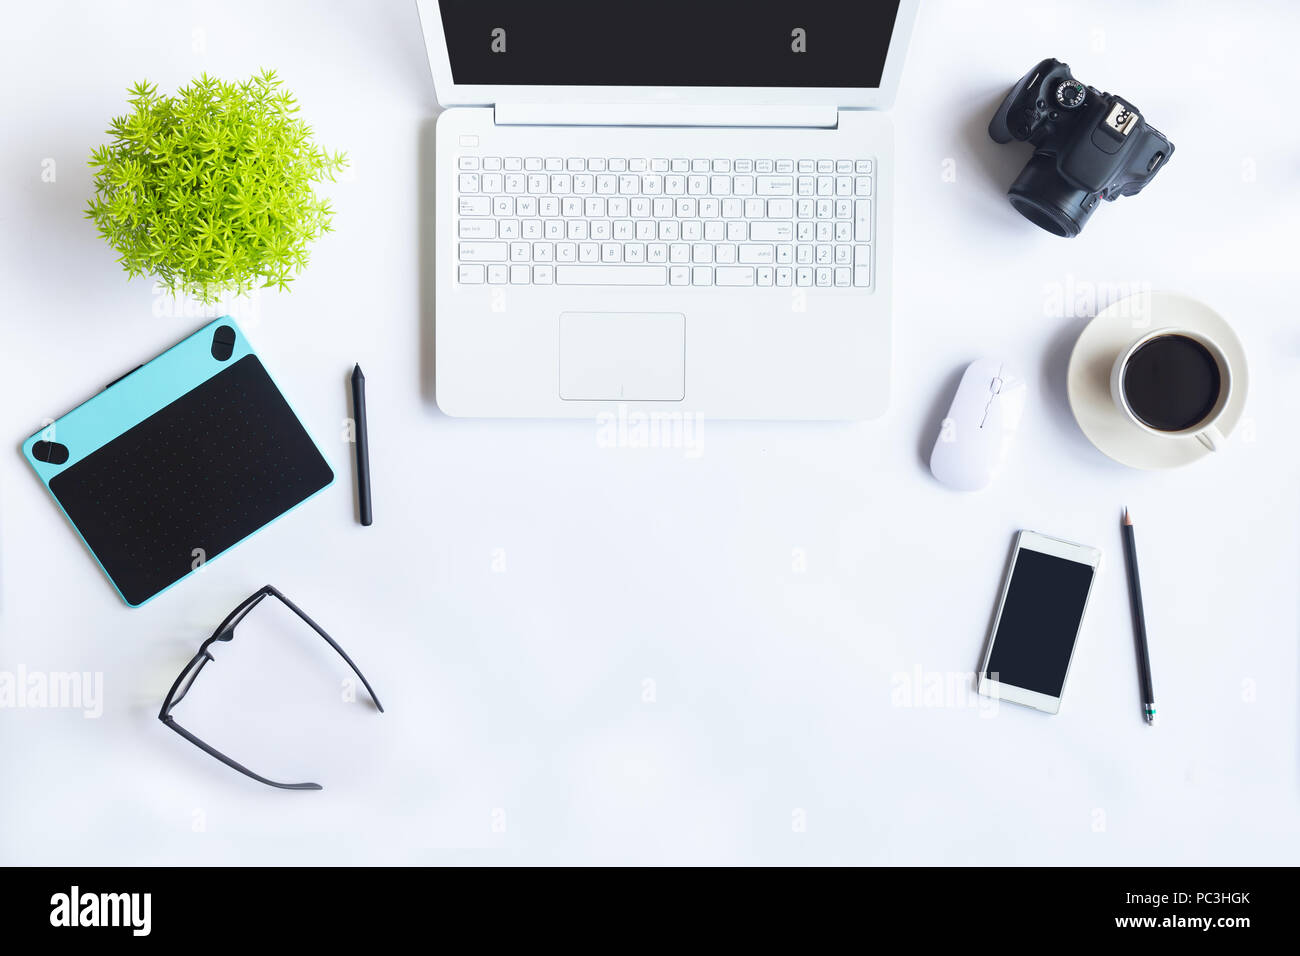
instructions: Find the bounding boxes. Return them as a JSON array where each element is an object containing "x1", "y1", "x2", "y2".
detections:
[{"x1": 2, "y1": 0, "x2": 1297, "y2": 866}]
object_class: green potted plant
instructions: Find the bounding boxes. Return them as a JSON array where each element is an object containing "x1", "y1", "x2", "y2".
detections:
[{"x1": 86, "y1": 70, "x2": 346, "y2": 302}]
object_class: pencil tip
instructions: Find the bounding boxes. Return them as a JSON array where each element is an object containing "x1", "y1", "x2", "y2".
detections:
[{"x1": 1123, "y1": 507, "x2": 1132, "y2": 525}]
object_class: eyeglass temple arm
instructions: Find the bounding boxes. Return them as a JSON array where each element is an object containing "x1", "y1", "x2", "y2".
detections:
[
  {"x1": 160, "y1": 715, "x2": 323, "y2": 791},
  {"x1": 271, "y1": 588, "x2": 385, "y2": 714}
]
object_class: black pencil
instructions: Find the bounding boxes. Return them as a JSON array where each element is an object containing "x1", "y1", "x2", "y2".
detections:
[
  {"x1": 1121, "y1": 508, "x2": 1154, "y2": 724},
  {"x1": 351, "y1": 364, "x2": 372, "y2": 526}
]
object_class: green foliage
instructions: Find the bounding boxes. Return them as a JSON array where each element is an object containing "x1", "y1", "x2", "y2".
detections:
[{"x1": 86, "y1": 70, "x2": 346, "y2": 302}]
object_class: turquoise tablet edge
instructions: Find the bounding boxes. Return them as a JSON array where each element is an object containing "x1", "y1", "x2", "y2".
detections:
[{"x1": 19, "y1": 317, "x2": 335, "y2": 608}]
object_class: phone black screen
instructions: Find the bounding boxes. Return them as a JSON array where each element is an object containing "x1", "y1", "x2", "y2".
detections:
[{"x1": 984, "y1": 547, "x2": 1096, "y2": 698}]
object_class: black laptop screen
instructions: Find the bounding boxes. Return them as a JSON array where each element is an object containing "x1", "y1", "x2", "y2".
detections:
[{"x1": 437, "y1": 0, "x2": 902, "y2": 88}]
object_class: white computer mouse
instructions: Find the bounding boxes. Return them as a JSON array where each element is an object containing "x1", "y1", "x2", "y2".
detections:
[{"x1": 929, "y1": 359, "x2": 1026, "y2": 491}]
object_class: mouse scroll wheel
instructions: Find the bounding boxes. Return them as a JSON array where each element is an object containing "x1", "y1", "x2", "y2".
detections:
[{"x1": 990, "y1": 377, "x2": 1004, "y2": 395}]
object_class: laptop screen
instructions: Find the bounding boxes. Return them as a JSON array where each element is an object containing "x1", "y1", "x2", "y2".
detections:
[{"x1": 438, "y1": 0, "x2": 902, "y2": 88}]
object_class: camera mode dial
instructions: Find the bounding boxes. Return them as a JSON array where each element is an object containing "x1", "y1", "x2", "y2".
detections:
[{"x1": 1055, "y1": 79, "x2": 1086, "y2": 109}]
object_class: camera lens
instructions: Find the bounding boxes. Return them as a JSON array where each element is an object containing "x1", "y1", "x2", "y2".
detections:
[{"x1": 1006, "y1": 154, "x2": 1099, "y2": 238}]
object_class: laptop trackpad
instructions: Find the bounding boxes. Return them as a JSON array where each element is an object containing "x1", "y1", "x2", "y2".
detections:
[{"x1": 559, "y1": 312, "x2": 685, "y2": 401}]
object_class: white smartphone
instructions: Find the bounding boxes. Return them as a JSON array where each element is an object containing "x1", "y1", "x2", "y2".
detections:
[{"x1": 978, "y1": 530, "x2": 1102, "y2": 714}]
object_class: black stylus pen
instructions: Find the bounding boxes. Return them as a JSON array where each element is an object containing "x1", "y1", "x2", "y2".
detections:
[
  {"x1": 351, "y1": 364, "x2": 372, "y2": 526},
  {"x1": 1122, "y1": 508, "x2": 1154, "y2": 724}
]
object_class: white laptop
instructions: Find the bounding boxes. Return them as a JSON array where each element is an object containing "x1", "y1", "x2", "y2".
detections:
[{"x1": 416, "y1": 0, "x2": 917, "y2": 419}]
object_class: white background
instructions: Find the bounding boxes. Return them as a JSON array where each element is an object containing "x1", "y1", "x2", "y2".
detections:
[{"x1": 1, "y1": 0, "x2": 1297, "y2": 865}]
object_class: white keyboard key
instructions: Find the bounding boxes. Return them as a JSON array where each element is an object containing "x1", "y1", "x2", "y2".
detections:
[
  {"x1": 796, "y1": 267, "x2": 813, "y2": 286},
  {"x1": 837, "y1": 160, "x2": 853, "y2": 173},
  {"x1": 527, "y1": 174, "x2": 548, "y2": 193},
  {"x1": 545, "y1": 157, "x2": 562, "y2": 171},
  {"x1": 504, "y1": 173, "x2": 525, "y2": 193},
  {"x1": 776, "y1": 266, "x2": 793, "y2": 286},
  {"x1": 591, "y1": 220, "x2": 611, "y2": 239},
  {"x1": 601, "y1": 242, "x2": 622, "y2": 262},
  {"x1": 669, "y1": 243, "x2": 690, "y2": 263},
  {"x1": 776, "y1": 159, "x2": 794, "y2": 173},
  {"x1": 726, "y1": 220, "x2": 746, "y2": 242},
  {"x1": 691, "y1": 158, "x2": 709, "y2": 173},
  {"x1": 756, "y1": 176, "x2": 793, "y2": 195},
  {"x1": 715, "y1": 244, "x2": 736, "y2": 264},
  {"x1": 579, "y1": 242, "x2": 599, "y2": 262},
  {"x1": 619, "y1": 174, "x2": 639, "y2": 194},
  {"x1": 629, "y1": 158, "x2": 648, "y2": 172},
  {"x1": 566, "y1": 157, "x2": 585, "y2": 171},
  {"x1": 458, "y1": 173, "x2": 480, "y2": 192},
  {"x1": 856, "y1": 159, "x2": 873, "y2": 173},
  {"x1": 609, "y1": 158, "x2": 626, "y2": 172},
  {"x1": 854, "y1": 200, "x2": 872, "y2": 241},
  {"x1": 588, "y1": 157, "x2": 607, "y2": 172},
  {"x1": 765, "y1": 224, "x2": 796, "y2": 248},
  {"x1": 643, "y1": 174, "x2": 663, "y2": 195},
  {"x1": 756, "y1": 159, "x2": 775, "y2": 173},
  {"x1": 835, "y1": 244, "x2": 852, "y2": 264},
  {"x1": 691, "y1": 243, "x2": 713, "y2": 263},
  {"x1": 534, "y1": 264, "x2": 554, "y2": 284},
  {"x1": 651, "y1": 158, "x2": 669, "y2": 172},
  {"x1": 460, "y1": 242, "x2": 506, "y2": 262},
  {"x1": 488, "y1": 264, "x2": 509, "y2": 284},
  {"x1": 797, "y1": 159, "x2": 814, "y2": 172},
  {"x1": 510, "y1": 264, "x2": 530, "y2": 284},
  {"x1": 766, "y1": 198, "x2": 794, "y2": 218},
  {"x1": 509, "y1": 241, "x2": 530, "y2": 261},
  {"x1": 493, "y1": 196, "x2": 514, "y2": 216},
  {"x1": 835, "y1": 267, "x2": 851, "y2": 287},
  {"x1": 738, "y1": 243, "x2": 774, "y2": 264},
  {"x1": 522, "y1": 219, "x2": 542, "y2": 239},
  {"x1": 716, "y1": 266, "x2": 755, "y2": 286},
  {"x1": 625, "y1": 243, "x2": 646, "y2": 263},
  {"x1": 757, "y1": 267, "x2": 774, "y2": 286},
  {"x1": 525, "y1": 157, "x2": 542, "y2": 171},
  {"x1": 459, "y1": 157, "x2": 480, "y2": 170},
  {"x1": 854, "y1": 244, "x2": 871, "y2": 265},
  {"x1": 516, "y1": 196, "x2": 537, "y2": 216},
  {"x1": 459, "y1": 196, "x2": 490, "y2": 216},
  {"x1": 669, "y1": 265, "x2": 690, "y2": 285},
  {"x1": 704, "y1": 221, "x2": 724, "y2": 242},
  {"x1": 732, "y1": 176, "x2": 754, "y2": 196},
  {"x1": 816, "y1": 267, "x2": 832, "y2": 286},
  {"x1": 556, "y1": 265, "x2": 667, "y2": 285},
  {"x1": 855, "y1": 176, "x2": 873, "y2": 196},
  {"x1": 817, "y1": 160, "x2": 834, "y2": 173},
  {"x1": 483, "y1": 157, "x2": 502, "y2": 171},
  {"x1": 854, "y1": 264, "x2": 872, "y2": 286},
  {"x1": 504, "y1": 157, "x2": 522, "y2": 171},
  {"x1": 776, "y1": 244, "x2": 793, "y2": 264},
  {"x1": 550, "y1": 174, "x2": 571, "y2": 193},
  {"x1": 540, "y1": 197, "x2": 560, "y2": 218},
  {"x1": 722, "y1": 198, "x2": 744, "y2": 219},
  {"x1": 710, "y1": 175, "x2": 731, "y2": 196},
  {"x1": 798, "y1": 176, "x2": 815, "y2": 197},
  {"x1": 671, "y1": 159, "x2": 688, "y2": 172},
  {"x1": 459, "y1": 219, "x2": 496, "y2": 239},
  {"x1": 533, "y1": 242, "x2": 554, "y2": 262},
  {"x1": 458, "y1": 264, "x2": 484, "y2": 283},
  {"x1": 647, "y1": 243, "x2": 667, "y2": 263},
  {"x1": 665, "y1": 175, "x2": 686, "y2": 195},
  {"x1": 481, "y1": 173, "x2": 502, "y2": 193},
  {"x1": 692, "y1": 266, "x2": 713, "y2": 286},
  {"x1": 734, "y1": 159, "x2": 754, "y2": 173},
  {"x1": 573, "y1": 175, "x2": 594, "y2": 195},
  {"x1": 557, "y1": 242, "x2": 577, "y2": 262}
]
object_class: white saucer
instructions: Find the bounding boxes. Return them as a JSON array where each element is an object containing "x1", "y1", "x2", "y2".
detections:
[{"x1": 1066, "y1": 291, "x2": 1249, "y2": 470}]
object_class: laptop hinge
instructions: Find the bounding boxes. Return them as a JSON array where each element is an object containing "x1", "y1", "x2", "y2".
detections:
[{"x1": 493, "y1": 103, "x2": 838, "y2": 129}]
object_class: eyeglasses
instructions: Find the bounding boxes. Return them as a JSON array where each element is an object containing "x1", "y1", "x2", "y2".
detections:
[{"x1": 158, "y1": 585, "x2": 384, "y2": 791}]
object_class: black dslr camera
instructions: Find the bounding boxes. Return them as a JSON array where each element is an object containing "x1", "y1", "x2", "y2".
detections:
[{"x1": 988, "y1": 58, "x2": 1174, "y2": 237}]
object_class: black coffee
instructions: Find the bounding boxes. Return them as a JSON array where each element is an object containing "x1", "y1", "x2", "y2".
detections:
[{"x1": 1122, "y1": 334, "x2": 1222, "y2": 432}]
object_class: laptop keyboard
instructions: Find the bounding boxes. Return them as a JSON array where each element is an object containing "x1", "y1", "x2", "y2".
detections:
[{"x1": 455, "y1": 156, "x2": 874, "y2": 289}]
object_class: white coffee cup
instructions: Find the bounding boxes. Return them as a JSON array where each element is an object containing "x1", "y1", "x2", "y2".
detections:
[{"x1": 1110, "y1": 327, "x2": 1233, "y2": 452}]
